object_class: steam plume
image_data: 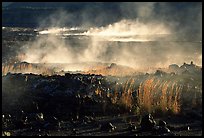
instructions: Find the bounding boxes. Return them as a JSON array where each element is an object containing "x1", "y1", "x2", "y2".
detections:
[{"x1": 18, "y1": 2, "x2": 202, "y2": 72}]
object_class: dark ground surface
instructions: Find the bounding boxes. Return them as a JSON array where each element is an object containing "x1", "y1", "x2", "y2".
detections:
[
  {"x1": 2, "y1": 73, "x2": 202, "y2": 136},
  {"x1": 2, "y1": 114, "x2": 202, "y2": 136}
]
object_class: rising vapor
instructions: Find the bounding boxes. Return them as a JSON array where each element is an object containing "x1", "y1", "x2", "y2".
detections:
[{"x1": 17, "y1": 2, "x2": 202, "y2": 72}]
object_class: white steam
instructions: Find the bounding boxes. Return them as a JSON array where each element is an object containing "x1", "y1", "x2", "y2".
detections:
[
  {"x1": 19, "y1": 18, "x2": 202, "y2": 71},
  {"x1": 21, "y1": 35, "x2": 75, "y2": 63},
  {"x1": 20, "y1": 19, "x2": 172, "y2": 67},
  {"x1": 18, "y1": 3, "x2": 202, "y2": 72},
  {"x1": 84, "y1": 19, "x2": 170, "y2": 36}
]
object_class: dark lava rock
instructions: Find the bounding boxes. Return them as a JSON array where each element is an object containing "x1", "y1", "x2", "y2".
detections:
[
  {"x1": 158, "y1": 120, "x2": 167, "y2": 127},
  {"x1": 44, "y1": 133, "x2": 50, "y2": 136},
  {"x1": 128, "y1": 123, "x2": 137, "y2": 131},
  {"x1": 82, "y1": 116, "x2": 96, "y2": 124},
  {"x1": 140, "y1": 114, "x2": 156, "y2": 131},
  {"x1": 154, "y1": 70, "x2": 167, "y2": 77},
  {"x1": 153, "y1": 125, "x2": 171, "y2": 135},
  {"x1": 186, "y1": 111, "x2": 202, "y2": 120},
  {"x1": 43, "y1": 116, "x2": 61, "y2": 130},
  {"x1": 16, "y1": 111, "x2": 29, "y2": 128},
  {"x1": 152, "y1": 126, "x2": 160, "y2": 131},
  {"x1": 72, "y1": 128, "x2": 77, "y2": 135},
  {"x1": 14, "y1": 119, "x2": 28, "y2": 129},
  {"x1": 46, "y1": 116, "x2": 59, "y2": 124},
  {"x1": 43, "y1": 122, "x2": 57, "y2": 130},
  {"x1": 100, "y1": 122, "x2": 116, "y2": 132},
  {"x1": 26, "y1": 113, "x2": 45, "y2": 129},
  {"x1": 159, "y1": 126, "x2": 171, "y2": 133},
  {"x1": 28, "y1": 113, "x2": 44, "y2": 123},
  {"x1": 2, "y1": 114, "x2": 14, "y2": 130}
]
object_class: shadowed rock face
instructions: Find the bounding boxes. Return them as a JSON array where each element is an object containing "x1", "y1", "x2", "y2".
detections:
[
  {"x1": 140, "y1": 114, "x2": 156, "y2": 130},
  {"x1": 168, "y1": 62, "x2": 201, "y2": 75}
]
